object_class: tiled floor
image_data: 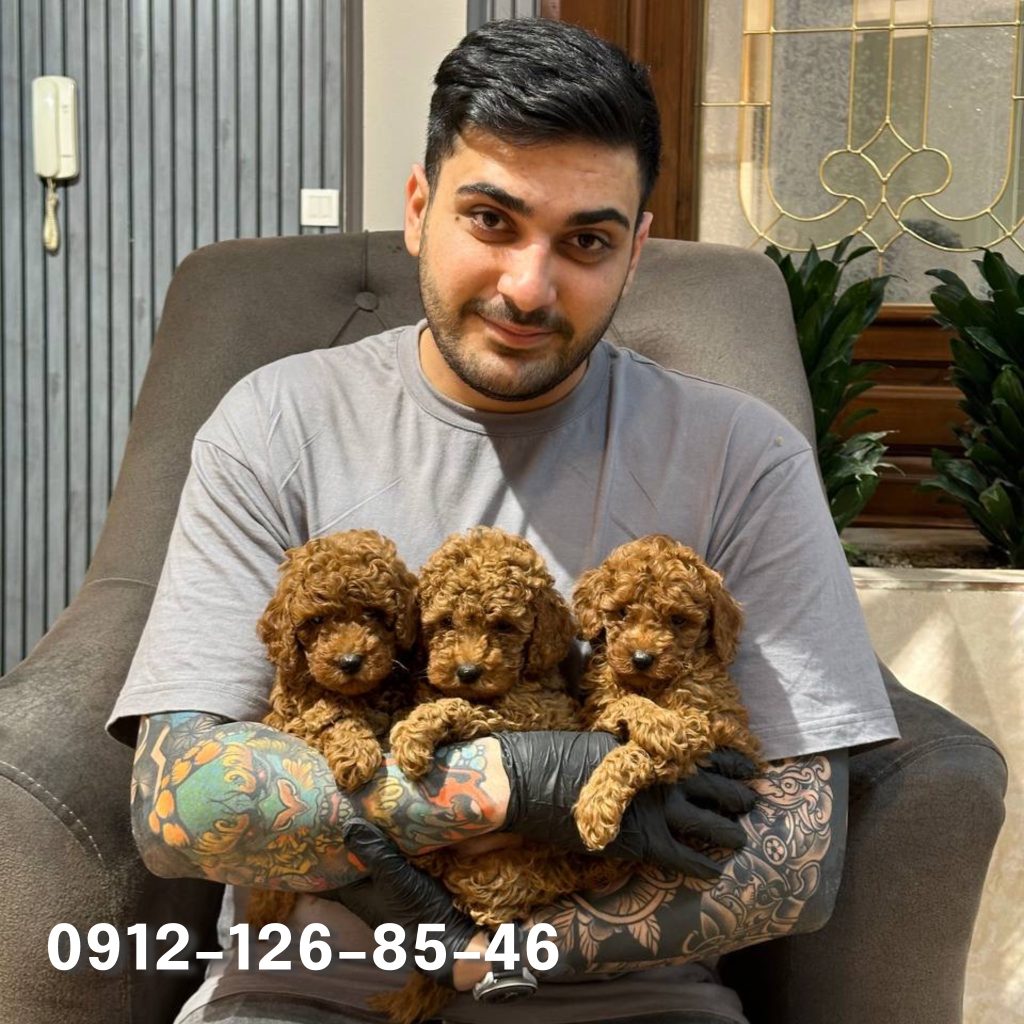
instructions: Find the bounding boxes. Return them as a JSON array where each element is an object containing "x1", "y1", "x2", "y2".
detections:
[{"x1": 854, "y1": 567, "x2": 1024, "y2": 1024}]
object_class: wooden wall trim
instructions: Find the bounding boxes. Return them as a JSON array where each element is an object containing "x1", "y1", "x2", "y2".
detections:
[
  {"x1": 848, "y1": 305, "x2": 971, "y2": 529},
  {"x1": 541, "y1": 0, "x2": 705, "y2": 239}
]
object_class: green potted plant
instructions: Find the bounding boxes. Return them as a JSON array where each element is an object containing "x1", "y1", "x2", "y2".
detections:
[
  {"x1": 765, "y1": 237, "x2": 891, "y2": 549},
  {"x1": 922, "y1": 250, "x2": 1024, "y2": 568}
]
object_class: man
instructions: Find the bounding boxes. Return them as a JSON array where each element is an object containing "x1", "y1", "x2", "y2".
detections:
[{"x1": 109, "y1": 18, "x2": 899, "y2": 1024}]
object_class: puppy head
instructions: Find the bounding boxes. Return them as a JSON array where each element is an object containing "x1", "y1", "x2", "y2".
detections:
[
  {"x1": 257, "y1": 529, "x2": 418, "y2": 696},
  {"x1": 417, "y1": 526, "x2": 574, "y2": 700},
  {"x1": 573, "y1": 535, "x2": 743, "y2": 690}
]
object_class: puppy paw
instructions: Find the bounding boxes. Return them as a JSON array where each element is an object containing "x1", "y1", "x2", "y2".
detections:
[
  {"x1": 573, "y1": 803, "x2": 622, "y2": 852},
  {"x1": 330, "y1": 755, "x2": 380, "y2": 793},
  {"x1": 389, "y1": 729, "x2": 437, "y2": 779},
  {"x1": 324, "y1": 739, "x2": 383, "y2": 793}
]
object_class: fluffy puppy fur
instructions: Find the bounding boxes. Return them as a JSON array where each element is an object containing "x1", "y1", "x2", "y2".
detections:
[
  {"x1": 571, "y1": 534, "x2": 762, "y2": 852},
  {"x1": 247, "y1": 529, "x2": 418, "y2": 931},
  {"x1": 377, "y1": 526, "x2": 617, "y2": 1024}
]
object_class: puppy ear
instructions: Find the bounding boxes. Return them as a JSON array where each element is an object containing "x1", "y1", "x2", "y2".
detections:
[
  {"x1": 257, "y1": 559, "x2": 304, "y2": 676},
  {"x1": 526, "y1": 587, "x2": 576, "y2": 675},
  {"x1": 571, "y1": 566, "x2": 607, "y2": 644},
  {"x1": 701, "y1": 565, "x2": 744, "y2": 665},
  {"x1": 394, "y1": 567, "x2": 420, "y2": 651}
]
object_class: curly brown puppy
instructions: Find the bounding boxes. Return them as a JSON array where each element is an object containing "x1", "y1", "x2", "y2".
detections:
[
  {"x1": 389, "y1": 525, "x2": 578, "y2": 777},
  {"x1": 376, "y1": 526, "x2": 618, "y2": 1024},
  {"x1": 571, "y1": 534, "x2": 762, "y2": 852},
  {"x1": 247, "y1": 529, "x2": 418, "y2": 931}
]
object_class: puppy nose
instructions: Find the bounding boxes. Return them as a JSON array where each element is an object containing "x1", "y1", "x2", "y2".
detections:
[
  {"x1": 456, "y1": 663, "x2": 483, "y2": 684},
  {"x1": 338, "y1": 654, "x2": 364, "y2": 675},
  {"x1": 631, "y1": 650, "x2": 655, "y2": 671}
]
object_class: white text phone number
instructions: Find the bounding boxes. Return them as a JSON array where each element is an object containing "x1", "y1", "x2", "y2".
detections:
[{"x1": 47, "y1": 921, "x2": 559, "y2": 973}]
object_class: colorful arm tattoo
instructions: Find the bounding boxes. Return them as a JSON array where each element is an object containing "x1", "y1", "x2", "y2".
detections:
[
  {"x1": 131, "y1": 712, "x2": 509, "y2": 890},
  {"x1": 524, "y1": 751, "x2": 849, "y2": 976}
]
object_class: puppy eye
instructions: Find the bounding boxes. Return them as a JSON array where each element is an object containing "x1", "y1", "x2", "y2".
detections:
[
  {"x1": 436, "y1": 615, "x2": 454, "y2": 631},
  {"x1": 362, "y1": 608, "x2": 387, "y2": 624},
  {"x1": 615, "y1": 608, "x2": 629, "y2": 620},
  {"x1": 670, "y1": 614, "x2": 688, "y2": 628},
  {"x1": 306, "y1": 616, "x2": 323, "y2": 627},
  {"x1": 493, "y1": 619, "x2": 516, "y2": 634}
]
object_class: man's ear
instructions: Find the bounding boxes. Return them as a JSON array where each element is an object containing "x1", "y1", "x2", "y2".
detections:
[
  {"x1": 622, "y1": 210, "x2": 653, "y2": 296},
  {"x1": 404, "y1": 164, "x2": 430, "y2": 257}
]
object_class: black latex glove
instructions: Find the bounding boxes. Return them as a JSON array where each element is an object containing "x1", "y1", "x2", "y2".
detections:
[
  {"x1": 496, "y1": 731, "x2": 758, "y2": 880},
  {"x1": 321, "y1": 818, "x2": 478, "y2": 988}
]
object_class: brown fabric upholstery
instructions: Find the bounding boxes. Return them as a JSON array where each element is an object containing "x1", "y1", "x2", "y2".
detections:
[{"x1": 0, "y1": 232, "x2": 1005, "y2": 1024}]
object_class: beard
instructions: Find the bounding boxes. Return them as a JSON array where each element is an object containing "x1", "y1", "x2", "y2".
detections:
[{"x1": 417, "y1": 227, "x2": 624, "y2": 403}]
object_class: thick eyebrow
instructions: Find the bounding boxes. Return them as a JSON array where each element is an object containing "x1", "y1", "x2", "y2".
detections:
[
  {"x1": 455, "y1": 182, "x2": 631, "y2": 232},
  {"x1": 565, "y1": 207, "x2": 631, "y2": 232},
  {"x1": 456, "y1": 182, "x2": 532, "y2": 217}
]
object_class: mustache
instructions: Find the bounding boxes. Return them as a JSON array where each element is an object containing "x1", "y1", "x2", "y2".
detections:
[{"x1": 465, "y1": 298, "x2": 573, "y2": 339}]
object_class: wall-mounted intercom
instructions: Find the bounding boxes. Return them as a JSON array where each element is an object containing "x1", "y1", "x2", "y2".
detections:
[{"x1": 32, "y1": 75, "x2": 79, "y2": 253}]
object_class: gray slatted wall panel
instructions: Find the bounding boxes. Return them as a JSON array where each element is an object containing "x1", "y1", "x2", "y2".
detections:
[
  {"x1": 1, "y1": 5, "x2": 17, "y2": 668},
  {"x1": 0, "y1": 0, "x2": 359, "y2": 673},
  {"x1": 467, "y1": 0, "x2": 537, "y2": 31}
]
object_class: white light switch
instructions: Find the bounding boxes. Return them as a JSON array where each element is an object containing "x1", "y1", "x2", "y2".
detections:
[{"x1": 300, "y1": 188, "x2": 340, "y2": 227}]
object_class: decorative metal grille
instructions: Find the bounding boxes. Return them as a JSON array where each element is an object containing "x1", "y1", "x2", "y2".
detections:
[{"x1": 700, "y1": 0, "x2": 1024, "y2": 300}]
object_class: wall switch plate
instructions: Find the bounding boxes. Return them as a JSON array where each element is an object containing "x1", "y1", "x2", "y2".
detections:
[{"x1": 300, "y1": 188, "x2": 340, "y2": 227}]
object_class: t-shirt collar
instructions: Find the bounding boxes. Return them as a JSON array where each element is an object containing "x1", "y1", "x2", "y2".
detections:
[{"x1": 397, "y1": 319, "x2": 610, "y2": 436}]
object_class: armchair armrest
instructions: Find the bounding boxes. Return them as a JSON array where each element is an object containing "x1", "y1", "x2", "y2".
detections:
[
  {"x1": 720, "y1": 663, "x2": 1007, "y2": 1024},
  {"x1": 0, "y1": 577, "x2": 222, "y2": 1024}
]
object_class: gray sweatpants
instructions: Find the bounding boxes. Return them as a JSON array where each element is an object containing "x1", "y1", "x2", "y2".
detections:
[{"x1": 176, "y1": 993, "x2": 740, "y2": 1024}]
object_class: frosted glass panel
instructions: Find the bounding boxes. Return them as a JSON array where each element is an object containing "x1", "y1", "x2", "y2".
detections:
[
  {"x1": 769, "y1": 32, "x2": 852, "y2": 217},
  {"x1": 699, "y1": 0, "x2": 1024, "y2": 303},
  {"x1": 773, "y1": 0, "x2": 853, "y2": 29},
  {"x1": 932, "y1": 0, "x2": 1018, "y2": 25},
  {"x1": 927, "y1": 27, "x2": 1017, "y2": 216},
  {"x1": 704, "y1": 0, "x2": 744, "y2": 102}
]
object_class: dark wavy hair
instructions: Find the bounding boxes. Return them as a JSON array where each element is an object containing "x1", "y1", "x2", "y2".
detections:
[{"x1": 425, "y1": 18, "x2": 661, "y2": 219}]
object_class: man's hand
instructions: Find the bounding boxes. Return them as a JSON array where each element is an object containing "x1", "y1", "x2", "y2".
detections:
[
  {"x1": 496, "y1": 731, "x2": 757, "y2": 879},
  {"x1": 323, "y1": 818, "x2": 483, "y2": 990}
]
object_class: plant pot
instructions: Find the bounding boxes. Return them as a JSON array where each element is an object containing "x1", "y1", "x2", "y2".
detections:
[{"x1": 852, "y1": 562, "x2": 1023, "y2": 1024}]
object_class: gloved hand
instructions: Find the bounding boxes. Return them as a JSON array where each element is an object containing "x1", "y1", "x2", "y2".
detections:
[
  {"x1": 321, "y1": 817, "x2": 479, "y2": 988},
  {"x1": 496, "y1": 731, "x2": 758, "y2": 880}
]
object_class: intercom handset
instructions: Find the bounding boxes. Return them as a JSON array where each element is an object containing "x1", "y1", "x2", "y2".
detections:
[{"x1": 32, "y1": 75, "x2": 79, "y2": 253}]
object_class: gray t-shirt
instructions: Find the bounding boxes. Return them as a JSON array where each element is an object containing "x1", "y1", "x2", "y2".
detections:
[{"x1": 109, "y1": 322, "x2": 898, "y2": 1022}]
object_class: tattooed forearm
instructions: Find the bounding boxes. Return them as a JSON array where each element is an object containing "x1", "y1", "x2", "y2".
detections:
[
  {"x1": 353, "y1": 739, "x2": 508, "y2": 856},
  {"x1": 131, "y1": 711, "x2": 361, "y2": 890},
  {"x1": 525, "y1": 751, "x2": 848, "y2": 976},
  {"x1": 131, "y1": 714, "x2": 510, "y2": 890}
]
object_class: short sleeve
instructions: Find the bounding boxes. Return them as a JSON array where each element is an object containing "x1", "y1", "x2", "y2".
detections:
[
  {"x1": 106, "y1": 385, "x2": 290, "y2": 746},
  {"x1": 709, "y1": 447, "x2": 899, "y2": 762}
]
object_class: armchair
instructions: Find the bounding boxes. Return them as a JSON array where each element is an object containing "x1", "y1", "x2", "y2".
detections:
[{"x1": 0, "y1": 232, "x2": 1006, "y2": 1024}]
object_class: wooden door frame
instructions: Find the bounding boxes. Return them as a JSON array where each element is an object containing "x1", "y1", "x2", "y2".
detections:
[{"x1": 540, "y1": 0, "x2": 705, "y2": 240}]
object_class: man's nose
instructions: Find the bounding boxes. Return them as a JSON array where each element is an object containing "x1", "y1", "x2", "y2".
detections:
[{"x1": 496, "y1": 242, "x2": 557, "y2": 313}]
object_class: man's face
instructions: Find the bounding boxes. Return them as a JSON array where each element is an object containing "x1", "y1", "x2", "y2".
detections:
[{"x1": 405, "y1": 130, "x2": 653, "y2": 412}]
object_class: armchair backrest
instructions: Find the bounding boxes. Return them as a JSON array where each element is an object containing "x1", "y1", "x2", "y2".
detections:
[{"x1": 86, "y1": 231, "x2": 810, "y2": 588}]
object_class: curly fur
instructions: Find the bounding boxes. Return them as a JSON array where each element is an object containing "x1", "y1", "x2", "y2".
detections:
[
  {"x1": 571, "y1": 534, "x2": 762, "y2": 851},
  {"x1": 247, "y1": 529, "x2": 418, "y2": 931},
  {"x1": 376, "y1": 527, "x2": 618, "y2": 1024}
]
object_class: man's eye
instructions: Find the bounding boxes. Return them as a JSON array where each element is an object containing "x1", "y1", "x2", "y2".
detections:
[
  {"x1": 471, "y1": 209, "x2": 508, "y2": 231},
  {"x1": 567, "y1": 232, "x2": 611, "y2": 256}
]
